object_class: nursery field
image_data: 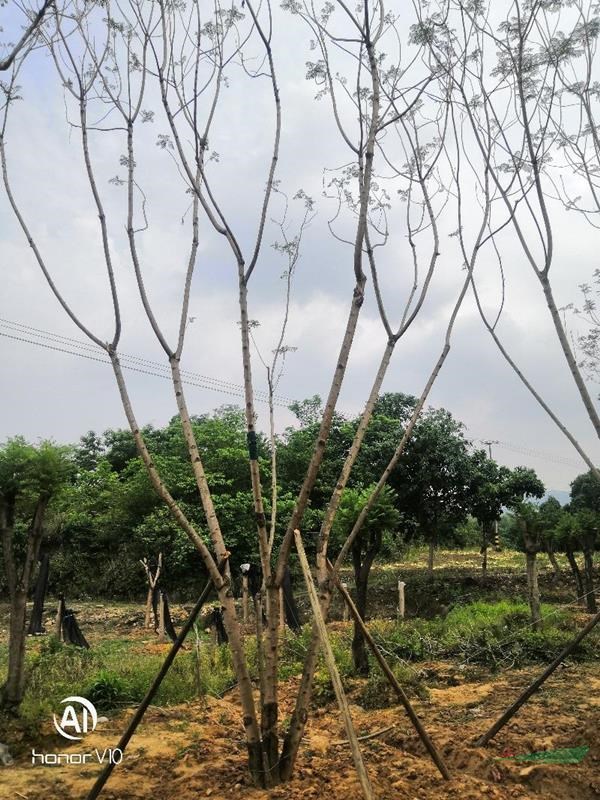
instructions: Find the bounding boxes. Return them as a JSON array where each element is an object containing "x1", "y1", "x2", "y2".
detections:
[{"x1": 0, "y1": 550, "x2": 598, "y2": 800}]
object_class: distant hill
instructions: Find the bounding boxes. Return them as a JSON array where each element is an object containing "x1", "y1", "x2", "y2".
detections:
[
  {"x1": 502, "y1": 489, "x2": 570, "y2": 513},
  {"x1": 540, "y1": 489, "x2": 570, "y2": 507}
]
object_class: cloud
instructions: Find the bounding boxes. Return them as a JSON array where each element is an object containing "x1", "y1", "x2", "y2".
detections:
[{"x1": 1, "y1": 5, "x2": 600, "y2": 498}]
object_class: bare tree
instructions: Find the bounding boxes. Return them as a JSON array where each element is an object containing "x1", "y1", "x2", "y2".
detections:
[
  {"x1": 3, "y1": 0, "x2": 467, "y2": 787},
  {"x1": 410, "y1": 1, "x2": 600, "y2": 488},
  {"x1": 248, "y1": 187, "x2": 315, "y2": 557},
  {"x1": 140, "y1": 552, "x2": 162, "y2": 629}
]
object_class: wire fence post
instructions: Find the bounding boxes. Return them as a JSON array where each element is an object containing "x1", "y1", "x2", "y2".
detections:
[{"x1": 397, "y1": 579, "x2": 406, "y2": 620}]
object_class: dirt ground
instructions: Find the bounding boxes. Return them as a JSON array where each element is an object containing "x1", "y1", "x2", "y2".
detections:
[
  {"x1": 1, "y1": 556, "x2": 598, "y2": 800},
  {"x1": 1, "y1": 657, "x2": 599, "y2": 800}
]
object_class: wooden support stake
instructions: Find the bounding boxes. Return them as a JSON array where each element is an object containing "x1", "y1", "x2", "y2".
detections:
[
  {"x1": 476, "y1": 608, "x2": 600, "y2": 747},
  {"x1": 342, "y1": 583, "x2": 349, "y2": 621},
  {"x1": 242, "y1": 574, "x2": 249, "y2": 623},
  {"x1": 397, "y1": 579, "x2": 406, "y2": 620},
  {"x1": 332, "y1": 725, "x2": 395, "y2": 746},
  {"x1": 329, "y1": 561, "x2": 450, "y2": 781},
  {"x1": 294, "y1": 530, "x2": 374, "y2": 800}
]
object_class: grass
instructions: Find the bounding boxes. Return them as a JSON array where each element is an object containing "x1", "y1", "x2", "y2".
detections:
[
  {"x1": 1, "y1": 575, "x2": 598, "y2": 730},
  {"x1": 0, "y1": 548, "x2": 600, "y2": 726},
  {"x1": 7, "y1": 632, "x2": 236, "y2": 725},
  {"x1": 367, "y1": 599, "x2": 597, "y2": 669}
]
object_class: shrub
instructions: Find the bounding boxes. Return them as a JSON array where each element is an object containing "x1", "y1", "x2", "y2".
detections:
[
  {"x1": 312, "y1": 670, "x2": 336, "y2": 706},
  {"x1": 85, "y1": 671, "x2": 131, "y2": 711},
  {"x1": 359, "y1": 663, "x2": 429, "y2": 710}
]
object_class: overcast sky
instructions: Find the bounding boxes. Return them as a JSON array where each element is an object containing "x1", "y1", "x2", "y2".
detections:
[{"x1": 1, "y1": 1, "x2": 599, "y2": 494}]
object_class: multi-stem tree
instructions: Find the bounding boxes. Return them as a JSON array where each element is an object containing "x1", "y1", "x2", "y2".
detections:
[
  {"x1": 2, "y1": 0, "x2": 474, "y2": 788},
  {"x1": 505, "y1": 467, "x2": 546, "y2": 628}
]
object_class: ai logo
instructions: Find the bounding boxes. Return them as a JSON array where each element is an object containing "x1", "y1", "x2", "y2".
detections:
[{"x1": 53, "y1": 696, "x2": 98, "y2": 741}]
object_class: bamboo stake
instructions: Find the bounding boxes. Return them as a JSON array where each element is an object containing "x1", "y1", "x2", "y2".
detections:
[
  {"x1": 475, "y1": 609, "x2": 600, "y2": 747},
  {"x1": 342, "y1": 583, "x2": 349, "y2": 621},
  {"x1": 332, "y1": 725, "x2": 394, "y2": 746},
  {"x1": 279, "y1": 586, "x2": 285, "y2": 630},
  {"x1": 294, "y1": 530, "x2": 374, "y2": 800},
  {"x1": 328, "y1": 561, "x2": 450, "y2": 781}
]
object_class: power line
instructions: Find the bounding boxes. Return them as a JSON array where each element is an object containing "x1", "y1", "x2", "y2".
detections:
[
  {"x1": 474, "y1": 437, "x2": 585, "y2": 468},
  {"x1": 0, "y1": 317, "x2": 295, "y2": 408},
  {"x1": 0, "y1": 316, "x2": 592, "y2": 471}
]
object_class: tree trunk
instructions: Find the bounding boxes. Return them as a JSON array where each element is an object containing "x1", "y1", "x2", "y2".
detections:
[
  {"x1": 0, "y1": 590, "x2": 28, "y2": 713},
  {"x1": 546, "y1": 549, "x2": 561, "y2": 580},
  {"x1": 566, "y1": 549, "x2": 585, "y2": 601},
  {"x1": 540, "y1": 276, "x2": 600, "y2": 441},
  {"x1": 351, "y1": 566, "x2": 368, "y2": 677},
  {"x1": 427, "y1": 534, "x2": 436, "y2": 577},
  {"x1": 27, "y1": 552, "x2": 50, "y2": 635},
  {"x1": 525, "y1": 551, "x2": 542, "y2": 631},
  {"x1": 481, "y1": 524, "x2": 489, "y2": 576},
  {"x1": 351, "y1": 536, "x2": 380, "y2": 676},
  {"x1": 144, "y1": 586, "x2": 153, "y2": 628},
  {"x1": 582, "y1": 543, "x2": 597, "y2": 614},
  {"x1": 111, "y1": 356, "x2": 263, "y2": 784},
  {"x1": 1, "y1": 495, "x2": 48, "y2": 714}
]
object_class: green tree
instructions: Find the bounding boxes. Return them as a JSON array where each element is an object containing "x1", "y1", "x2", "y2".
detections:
[
  {"x1": 505, "y1": 469, "x2": 547, "y2": 629},
  {"x1": 467, "y1": 452, "x2": 511, "y2": 574},
  {"x1": 56, "y1": 459, "x2": 137, "y2": 596},
  {"x1": 393, "y1": 408, "x2": 474, "y2": 575},
  {"x1": 570, "y1": 470, "x2": 600, "y2": 612},
  {"x1": 332, "y1": 484, "x2": 400, "y2": 674},
  {"x1": 74, "y1": 430, "x2": 105, "y2": 471},
  {"x1": 553, "y1": 510, "x2": 587, "y2": 604},
  {"x1": 0, "y1": 438, "x2": 72, "y2": 712},
  {"x1": 536, "y1": 496, "x2": 564, "y2": 580},
  {"x1": 57, "y1": 408, "x2": 274, "y2": 597},
  {"x1": 277, "y1": 403, "x2": 353, "y2": 509}
]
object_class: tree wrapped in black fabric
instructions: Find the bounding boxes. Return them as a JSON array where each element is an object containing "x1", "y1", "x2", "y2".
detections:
[
  {"x1": 208, "y1": 607, "x2": 228, "y2": 644},
  {"x1": 61, "y1": 608, "x2": 90, "y2": 649},
  {"x1": 161, "y1": 591, "x2": 178, "y2": 643}
]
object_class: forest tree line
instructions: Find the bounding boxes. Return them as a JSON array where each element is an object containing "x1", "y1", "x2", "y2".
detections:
[{"x1": 2, "y1": 392, "x2": 598, "y2": 605}]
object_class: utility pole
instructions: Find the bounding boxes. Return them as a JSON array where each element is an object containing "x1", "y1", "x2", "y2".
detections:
[
  {"x1": 481, "y1": 440, "x2": 501, "y2": 551},
  {"x1": 481, "y1": 439, "x2": 498, "y2": 459}
]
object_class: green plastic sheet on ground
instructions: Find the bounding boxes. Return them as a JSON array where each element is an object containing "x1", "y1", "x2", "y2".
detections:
[{"x1": 499, "y1": 746, "x2": 589, "y2": 764}]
